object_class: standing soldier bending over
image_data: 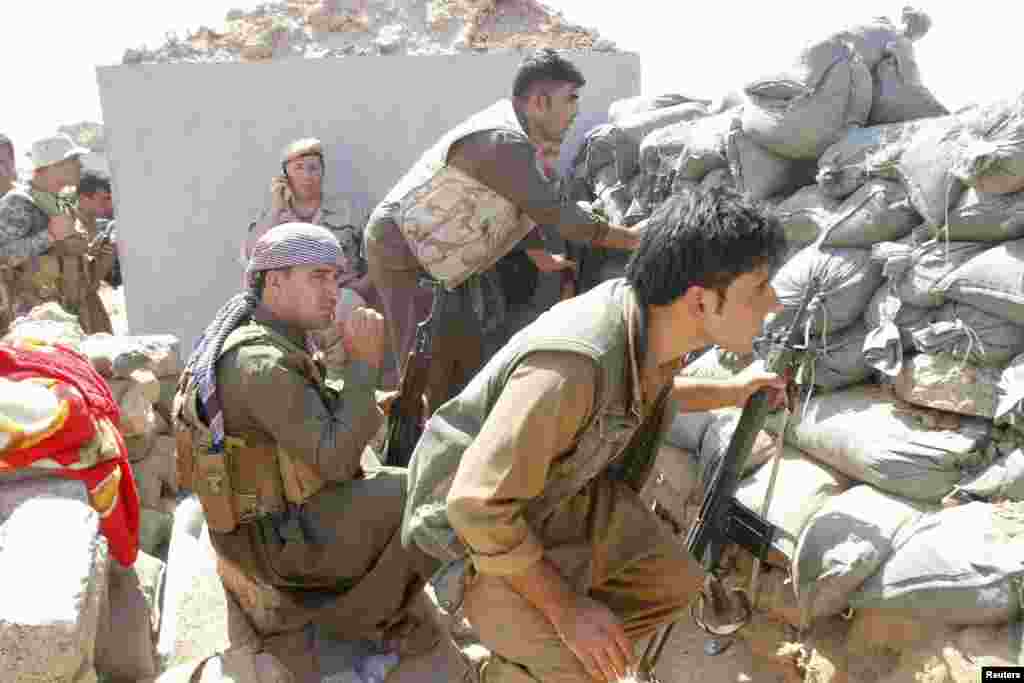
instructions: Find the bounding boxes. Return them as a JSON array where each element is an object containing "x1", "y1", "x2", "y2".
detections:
[
  {"x1": 403, "y1": 189, "x2": 789, "y2": 683},
  {"x1": 176, "y1": 223, "x2": 437, "y2": 657},
  {"x1": 366, "y1": 49, "x2": 642, "y2": 414}
]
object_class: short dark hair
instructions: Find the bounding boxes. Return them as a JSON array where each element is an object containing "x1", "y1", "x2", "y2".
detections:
[
  {"x1": 512, "y1": 49, "x2": 585, "y2": 98},
  {"x1": 78, "y1": 171, "x2": 111, "y2": 196},
  {"x1": 626, "y1": 188, "x2": 787, "y2": 309}
]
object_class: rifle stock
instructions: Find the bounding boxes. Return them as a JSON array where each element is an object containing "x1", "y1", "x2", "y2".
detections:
[{"x1": 384, "y1": 284, "x2": 445, "y2": 467}]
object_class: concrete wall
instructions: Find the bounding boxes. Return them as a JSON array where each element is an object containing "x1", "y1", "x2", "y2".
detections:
[{"x1": 96, "y1": 52, "x2": 640, "y2": 352}]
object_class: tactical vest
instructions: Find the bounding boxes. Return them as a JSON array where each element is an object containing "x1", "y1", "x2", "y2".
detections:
[
  {"x1": 382, "y1": 99, "x2": 537, "y2": 289},
  {"x1": 0, "y1": 186, "x2": 91, "y2": 322},
  {"x1": 402, "y1": 279, "x2": 673, "y2": 562},
  {"x1": 173, "y1": 322, "x2": 329, "y2": 534}
]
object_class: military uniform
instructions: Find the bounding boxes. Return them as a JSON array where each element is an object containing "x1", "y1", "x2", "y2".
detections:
[
  {"x1": 175, "y1": 309, "x2": 436, "y2": 640},
  {"x1": 367, "y1": 99, "x2": 608, "y2": 413},
  {"x1": 0, "y1": 185, "x2": 112, "y2": 334},
  {"x1": 403, "y1": 279, "x2": 705, "y2": 682}
]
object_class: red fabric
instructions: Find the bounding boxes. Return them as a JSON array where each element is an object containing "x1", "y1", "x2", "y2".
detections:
[{"x1": 0, "y1": 343, "x2": 140, "y2": 566}]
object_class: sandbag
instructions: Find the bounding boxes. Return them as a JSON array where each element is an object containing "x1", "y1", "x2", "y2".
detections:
[
  {"x1": 829, "y1": 8, "x2": 932, "y2": 70},
  {"x1": 679, "y1": 346, "x2": 753, "y2": 381},
  {"x1": 997, "y1": 352, "x2": 1024, "y2": 422},
  {"x1": 864, "y1": 285, "x2": 936, "y2": 347},
  {"x1": 742, "y1": 39, "x2": 873, "y2": 160},
  {"x1": 911, "y1": 301, "x2": 1024, "y2": 367},
  {"x1": 616, "y1": 102, "x2": 711, "y2": 179},
  {"x1": 778, "y1": 384, "x2": 992, "y2": 502},
  {"x1": 868, "y1": 41, "x2": 948, "y2": 126},
  {"x1": 802, "y1": 321, "x2": 873, "y2": 391},
  {"x1": 775, "y1": 179, "x2": 920, "y2": 248},
  {"x1": 699, "y1": 167, "x2": 736, "y2": 193},
  {"x1": 872, "y1": 238, "x2": 988, "y2": 308},
  {"x1": 937, "y1": 238, "x2": 1024, "y2": 325},
  {"x1": 953, "y1": 448, "x2": 1024, "y2": 502},
  {"x1": 671, "y1": 109, "x2": 737, "y2": 181},
  {"x1": 889, "y1": 114, "x2": 967, "y2": 226},
  {"x1": 767, "y1": 244, "x2": 884, "y2": 337},
  {"x1": 608, "y1": 93, "x2": 711, "y2": 124},
  {"x1": 734, "y1": 445, "x2": 851, "y2": 559},
  {"x1": 727, "y1": 125, "x2": 817, "y2": 201},
  {"x1": 664, "y1": 410, "x2": 716, "y2": 454},
  {"x1": 697, "y1": 407, "x2": 779, "y2": 489},
  {"x1": 793, "y1": 485, "x2": 930, "y2": 624},
  {"x1": 894, "y1": 352, "x2": 1001, "y2": 419},
  {"x1": 571, "y1": 124, "x2": 635, "y2": 192},
  {"x1": 817, "y1": 121, "x2": 925, "y2": 200},
  {"x1": 849, "y1": 501, "x2": 1024, "y2": 625},
  {"x1": 638, "y1": 114, "x2": 721, "y2": 175},
  {"x1": 954, "y1": 92, "x2": 1024, "y2": 195},
  {"x1": 937, "y1": 187, "x2": 1024, "y2": 242}
]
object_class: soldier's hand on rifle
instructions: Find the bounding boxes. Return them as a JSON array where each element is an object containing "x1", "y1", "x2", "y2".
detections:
[
  {"x1": 729, "y1": 360, "x2": 790, "y2": 410},
  {"x1": 270, "y1": 175, "x2": 294, "y2": 212},
  {"x1": 47, "y1": 213, "x2": 76, "y2": 242},
  {"x1": 553, "y1": 596, "x2": 635, "y2": 683},
  {"x1": 341, "y1": 306, "x2": 386, "y2": 369}
]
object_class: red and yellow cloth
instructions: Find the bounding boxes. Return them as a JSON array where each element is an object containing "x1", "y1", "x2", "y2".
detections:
[{"x1": 0, "y1": 339, "x2": 140, "y2": 566}]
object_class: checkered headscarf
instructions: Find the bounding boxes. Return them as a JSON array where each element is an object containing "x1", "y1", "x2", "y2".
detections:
[{"x1": 183, "y1": 222, "x2": 342, "y2": 452}]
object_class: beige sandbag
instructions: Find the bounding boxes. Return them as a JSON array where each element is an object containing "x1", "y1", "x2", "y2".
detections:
[
  {"x1": 793, "y1": 485, "x2": 930, "y2": 625},
  {"x1": 894, "y1": 352, "x2": 1000, "y2": 419},
  {"x1": 868, "y1": 40, "x2": 948, "y2": 126},
  {"x1": 817, "y1": 121, "x2": 925, "y2": 199},
  {"x1": 735, "y1": 445, "x2": 851, "y2": 559},
  {"x1": 778, "y1": 384, "x2": 991, "y2": 502}
]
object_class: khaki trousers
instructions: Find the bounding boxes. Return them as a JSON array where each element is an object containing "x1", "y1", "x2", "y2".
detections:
[
  {"x1": 366, "y1": 233, "x2": 484, "y2": 415},
  {"x1": 463, "y1": 476, "x2": 705, "y2": 683}
]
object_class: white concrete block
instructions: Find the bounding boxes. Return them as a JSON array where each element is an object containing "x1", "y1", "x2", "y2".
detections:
[
  {"x1": 157, "y1": 496, "x2": 258, "y2": 671},
  {"x1": 0, "y1": 497, "x2": 108, "y2": 682}
]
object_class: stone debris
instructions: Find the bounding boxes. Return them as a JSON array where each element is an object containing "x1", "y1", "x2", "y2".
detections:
[
  {"x1": 120, "y1": 0, "x2": 618, "y2": 65},
  {"x1": 0, "y1": 490, "x2": 108, "y2": 683}
]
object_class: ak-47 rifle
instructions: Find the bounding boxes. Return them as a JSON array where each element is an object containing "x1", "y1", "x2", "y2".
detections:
[
  {"x1": 683, "y1": 278, "x2": 820, "y2": 636},
  {"x1": 384, "y1": 281, "x2": 446, "y2": 467}
]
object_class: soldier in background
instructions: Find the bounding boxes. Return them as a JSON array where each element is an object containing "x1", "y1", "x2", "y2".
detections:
[
  {"x1": 366, "y1": 49, "x2": 642, "y2": 414},
  {"x1": 76, "y1": 171, "x2": 119, "y2": 287},
  {"x1": 0, "y1": 134, "x2": 111, "y2": 333},
  {"x1": 0, "y1": 135, "x2": 15, "y2": 197},
  {"x1": 243, "y1": 137, "x2": 387, "y2": 381}
]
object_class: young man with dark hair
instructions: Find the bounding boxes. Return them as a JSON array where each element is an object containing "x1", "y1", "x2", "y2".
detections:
[
  {"x1": 366, "y1": 48, "x2": 642, "y2": 414},
  {"x1": 76, "y1": 170, "x2": 119, "y2": 288},
  {"x1": 402, "y1": 188, "x2": 788, "y2": 683}
]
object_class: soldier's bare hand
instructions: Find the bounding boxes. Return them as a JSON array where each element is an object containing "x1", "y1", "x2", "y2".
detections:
[
  {"x1": 553, "y1": 596, "x2": 634, "y2": 682},
  {"x1": 729, "y1": 360, "x2": 789, "y2": 409},
  {"x1": 341, "y1": 306, "x2": 385, "y2": 369},
  {"x1": 47, "y1": 214, "x2": 76, "y2": 242},
  {"x1": 270, "y1": 175, "x2": 293, "y2": 212}
]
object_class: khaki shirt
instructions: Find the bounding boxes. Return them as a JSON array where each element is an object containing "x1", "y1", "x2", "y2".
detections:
[
  {"x1": 446, "y1": 293, "x2": 683, "y2": 575},
  {"x1": 216, "y1": 309, "x2": 383, "y2": 485}
]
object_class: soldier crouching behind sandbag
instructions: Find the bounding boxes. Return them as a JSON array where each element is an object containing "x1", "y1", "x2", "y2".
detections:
[{"x1": 174, "y1": 222, "x2": 438, "y2": 656}]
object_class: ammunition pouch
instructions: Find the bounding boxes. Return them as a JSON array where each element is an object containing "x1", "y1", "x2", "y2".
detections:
[{"x1": 173, "y1": 371, "x2": 327, "y2": 534}]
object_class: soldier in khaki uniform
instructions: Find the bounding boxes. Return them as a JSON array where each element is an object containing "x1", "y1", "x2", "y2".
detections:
[
  {"x1": 0, "y1": 134, "x2": 111, "y2": 334},
  {"x1": 402, "y1": 189, "x2": 790, "y2": 683},
  {"x1": 176, "y1": 223, "x2": 437, "y2": 663},
  {"x1": 366, "y1": 49, "x2": 643, "y2": 414},
  {"x1": 243, "y1": 137, "x2": 384, "y2": 380}
]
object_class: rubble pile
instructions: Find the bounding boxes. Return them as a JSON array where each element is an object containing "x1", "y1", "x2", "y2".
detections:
[
  {"x1": 0, "y1": 304, "x2": 181, "y2": 682},
  {"x1": 121, "y1": 0, "x2": 618, "y2": 65},
  {"x1": 621, "y1": 7, "x2": 1024, "y2": 681}
]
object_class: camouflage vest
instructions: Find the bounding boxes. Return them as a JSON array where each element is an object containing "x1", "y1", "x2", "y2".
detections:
[
  {"x1": 402, "y1": 279, "x2": 673, "y2": 563},
  {"x1": 0, "y1": 186, "x2": 91, "y2": 323},
  {"x1": 174, "y1": 322, "x2": 330, "y2": 533},
  {"x1": 382, "y1": 99, "x2": 536, "y2": 289}
]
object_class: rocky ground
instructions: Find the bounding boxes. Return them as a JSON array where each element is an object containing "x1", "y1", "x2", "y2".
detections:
[{"x1": 120, "y1": 0, "x2": 619, "y2": 65}]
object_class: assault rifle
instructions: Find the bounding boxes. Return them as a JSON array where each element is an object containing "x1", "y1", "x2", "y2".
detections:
[
  {"x1": 384, "y1": 281, "x2": 445, "y2": 467},
  {"x1": 683, "y1": 278, "x2": 819, "y2": 635}
]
